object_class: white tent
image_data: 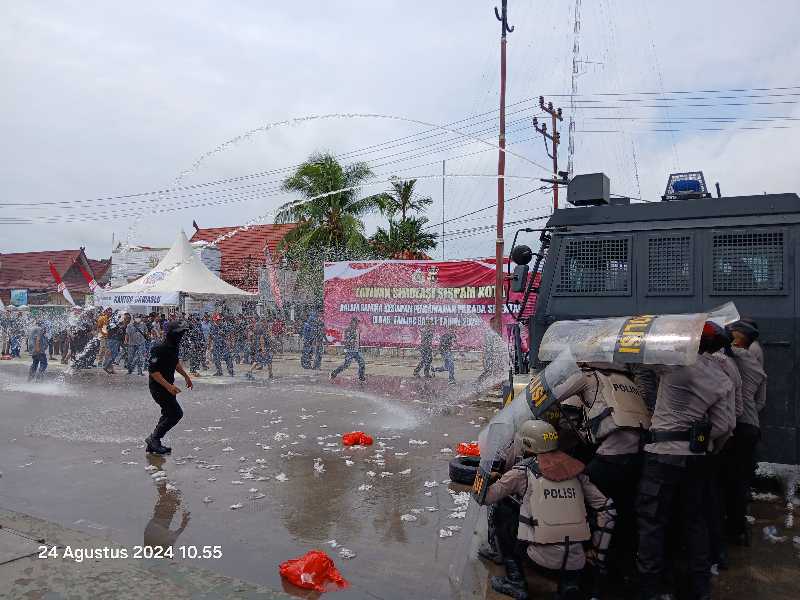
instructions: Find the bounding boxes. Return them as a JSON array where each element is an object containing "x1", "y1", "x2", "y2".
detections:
[{"x1": 100, "y1": 231, "x2": 255, "y2": 307}]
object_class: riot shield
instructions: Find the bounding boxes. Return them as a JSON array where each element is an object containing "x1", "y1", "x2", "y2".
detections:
[
  {"x1": 451, "y1": 350, "x2": 579, "y2": 597},
  {"x1": 538, "y1": 304, "x2": 740, "y2": 366}
]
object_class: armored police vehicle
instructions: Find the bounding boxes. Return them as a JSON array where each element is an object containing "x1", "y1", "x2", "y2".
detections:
[{"x1": 514, "y1": 172, "x2": 800, "y2": 464}]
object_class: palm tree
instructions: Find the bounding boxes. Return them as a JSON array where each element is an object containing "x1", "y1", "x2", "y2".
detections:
[
  {"x1": 275, "y1": 152, "x2": 383, "y2": 252},
  {"x1": 371, "y1": 216, "x2": 438, "y2": 260},
  {"x1": 375, "y1": 177, "x2": 433, "y2": 221}
]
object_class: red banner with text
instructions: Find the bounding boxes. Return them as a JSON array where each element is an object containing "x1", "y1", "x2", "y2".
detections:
[{"x1": 323, "y1": 260, "x2": 537, "y2": 350}]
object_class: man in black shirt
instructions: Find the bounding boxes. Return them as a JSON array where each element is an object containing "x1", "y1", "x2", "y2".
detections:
[{"x1": 146, "y1": 321, "x2": 193, "y2": 455}]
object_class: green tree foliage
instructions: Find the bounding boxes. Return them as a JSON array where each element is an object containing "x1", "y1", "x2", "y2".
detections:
[
  {"x1": 371, "y1": 216, "x2": 438, "y2": 260},
  {"x1": 375, "y1": 177, "x2": 433, "y2": 221},
  {"x1": 275, "y1": 152, "x2": 384, "y2": 253}
]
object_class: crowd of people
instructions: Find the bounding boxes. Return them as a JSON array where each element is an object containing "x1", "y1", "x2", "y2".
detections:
[
  {"x1": 1, "y1": 306, "x2": 510, "y2": 388},
  {"x1": 479, "y1": 319, "x2": 767, "y2": 600},
  {"x1": 0, "y1": 307, "x2": 293, "y2": 380}
]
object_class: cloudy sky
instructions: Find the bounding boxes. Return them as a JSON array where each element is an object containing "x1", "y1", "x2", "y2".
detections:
[{"x1": 2, "y1": 0, "x2": 799, "y2": 260}]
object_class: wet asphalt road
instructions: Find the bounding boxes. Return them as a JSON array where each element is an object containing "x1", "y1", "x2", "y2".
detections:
[
  {"x1": 2, "y1": 361, "x2": 799, "y2": 599},
  {"x1": 0, "y1": 362, "x2": 493, "y2": 599}
]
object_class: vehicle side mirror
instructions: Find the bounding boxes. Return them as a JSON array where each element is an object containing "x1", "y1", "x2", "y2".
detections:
[{"x1": 511, "y1": 264, "x2": 529, "y2": 293}]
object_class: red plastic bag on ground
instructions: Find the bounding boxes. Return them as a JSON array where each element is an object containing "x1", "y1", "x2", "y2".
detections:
[
  {"x1": 456, "y1": 442, "x2": 480, "y2": 456},
  {"x1": 342, "y1": 431, "x2": 374, "y2": 446},
  {"x1": 279, "y1": 550, "x2": 349, "y2": 592}
]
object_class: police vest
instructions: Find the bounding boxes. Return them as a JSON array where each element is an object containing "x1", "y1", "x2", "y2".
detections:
[
  {"x1": 587, "y1": 372, "x2": 651, "y2": 441},
  {"x1": 516, "y1": 459, "x2": 591, "y2": 545}
]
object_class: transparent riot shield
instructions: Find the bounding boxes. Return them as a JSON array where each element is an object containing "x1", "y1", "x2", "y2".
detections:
[
  {"x1": 706, "y1": 301, "x2": 740, "y2": 327},
  {"x1": 450, "y1": 350, "x2": 579, "y2": 597},
  {"x1": 539, "y1": 304, "x2": 741, "y2": 367}
]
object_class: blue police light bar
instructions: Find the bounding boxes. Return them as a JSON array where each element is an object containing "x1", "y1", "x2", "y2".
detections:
[{"x1": 662, "y1": 171, "x2": 712, "y2": 201}]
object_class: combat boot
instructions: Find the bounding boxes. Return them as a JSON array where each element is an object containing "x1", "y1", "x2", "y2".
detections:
[
  {"x1": 477, "y1": 543, "x2": 504, "y2": 565},
  {"x1": 490, "y1": 576, "x2": 528, "y2": 600},
  {"x1": 145, "y1": 436, "x2": 169, "y2": 455}
]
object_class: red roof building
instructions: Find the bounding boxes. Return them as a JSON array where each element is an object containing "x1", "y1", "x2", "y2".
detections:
[
  {"x1": 189, "y1": 223, "x2": 297, "y2": 292},
  {"x1": 0, "y1": 248, "x2": 111, "y2": 306}
]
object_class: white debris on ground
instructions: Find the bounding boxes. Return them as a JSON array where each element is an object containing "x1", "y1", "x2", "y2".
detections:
[
  {"x1": 338, "y1": 548, "x2": 356, "y2": 559},
  {"x1": 398, "y1": 469, "x2": 411, "y2": 475},
  {"x1": 400, "y1": 514, "x2": 417, "y2": 522},
  {"x1": 202, "y1": 496, "x2": 214, "y2": 504},
  {"x1": 358, "y1": 484, "x2": 373, "y2": 491},
  {"x1": 275, "y1": 473, "x2": 288, "y2": 482},
  {"x1": 439, "y1": 448, "x2": 453, "y2": 454},
  {"x1": 145, "y1": 465, "x2": 158, "y2": 472},
  {"x1": 439, "y1": 528, "x2": 454, "y2": 538},
  {"x1": 314, "y1": 458, "x2": 326, "y2": 474},
  {"x1": 424, "y1": 480, "x2": 439, "y2": 488},
  {"x1": 165, "y1": 483, "x2": 177, "y2": 492},
  {"x1": 230, "y1": 503, "x2": 244, "y2": 510},
  {"x1": 221, "y1": 446, "x2": 234, "y2": 452},
  {"x1": 409, "y1": 439, "x2": 428, "y2": 446}
]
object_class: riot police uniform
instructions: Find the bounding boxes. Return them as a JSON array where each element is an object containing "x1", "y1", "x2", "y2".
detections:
[
  {"x1": 635, "y1": 324, "x2": 736, "y2": 600},
  {"x1": 552, "y1": 364, "x2": 650, "y2": 579},
  {"x1": 722, "y1": 334, "x2": 767, "y2": 545},
  {"x1": 485, "y1": 420, "x2": 616, "y2": 600}
]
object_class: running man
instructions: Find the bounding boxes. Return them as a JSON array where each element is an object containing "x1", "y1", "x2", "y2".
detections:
[
  {"x1": 433, "y1": 323, "x2": 457, "y2": 384},
  {"x1": 145, "y1": 321, "x2": 193, "y2": 455},
  {"x1": 330, "y1": 317, "x2": 365, "y2": 382}
]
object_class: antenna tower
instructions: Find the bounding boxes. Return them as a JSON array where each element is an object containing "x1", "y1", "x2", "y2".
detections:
[{"x1": 567, "y1": 0, "x2": 582, "y2": 176}]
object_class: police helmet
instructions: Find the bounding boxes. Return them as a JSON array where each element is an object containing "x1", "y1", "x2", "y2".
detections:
[{"x1": 519, "y1": 420, "x2": 559, "y2": 454}]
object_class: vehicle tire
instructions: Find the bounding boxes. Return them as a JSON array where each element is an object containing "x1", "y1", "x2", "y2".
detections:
[{"x1": 449, "y1": 456, "x2": 480, "y2": 486}]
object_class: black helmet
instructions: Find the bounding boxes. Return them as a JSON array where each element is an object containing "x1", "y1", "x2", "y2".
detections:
[{"x1": 165, "y1": 320, "x2": 189, "y2": 346}]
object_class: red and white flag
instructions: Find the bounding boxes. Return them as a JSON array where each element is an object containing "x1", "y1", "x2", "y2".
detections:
[
  {"x1": 75, "y1": 259, "x2": 98, "y2": 291},
  {"x1": 264, "y1": 245, "x2": 283, "y2": 311},
  {"x1": 49, "y1": 261, "x2": 76, "y2": 306}
]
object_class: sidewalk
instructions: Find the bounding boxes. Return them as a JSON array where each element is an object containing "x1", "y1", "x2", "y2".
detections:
[{"x1": 0, "y1": 508, "x2": 291, "y2": 600}]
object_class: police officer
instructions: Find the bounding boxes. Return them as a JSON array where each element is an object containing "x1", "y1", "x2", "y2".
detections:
[
  {"x1": 433, "y1": 324, "x2": 457, "y2": 384},
  {"x1": 722, "y1": 320, "x2": 767, "y2": 547},
  {"x1": 330, "y1": 317, "x2": 366, "y2": 382},
  {"x1": 551, "y1": 363, "x2": 650, "y2": 583},
  {"x1": 478, "y1": 433, "x2": 526, "y2": 565},
  {"x1": 706, "y1": 336, "x2": 742, "y2": 570},
  {"x1": 413, "y1": 322, "x2": 434, "y2": 378},
  {"x1": 209, "y1": 314, "x2": 234, "y2": 377},
  {"x1": 486, "y1": 420, "x2": 616, "y2": 600},
  {"x1": 145, "y1": 321, "x2": 193, "y2": 455},
  {"x1": 635, "y1": 322, "x2": 736, "y2": 600}
]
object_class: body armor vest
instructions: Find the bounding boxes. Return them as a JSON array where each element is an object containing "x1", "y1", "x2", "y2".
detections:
[
  {"x1": 587, "y1": 372, "x2": 651, "y2": 442},
  {"x1": 516, "y1": 459, "x2": 591, "y2": 545}
]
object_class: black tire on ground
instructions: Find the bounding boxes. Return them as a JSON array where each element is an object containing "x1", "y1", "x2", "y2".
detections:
[{"x1": 449, "y1": 456, "x2": 480, "y2": 486}]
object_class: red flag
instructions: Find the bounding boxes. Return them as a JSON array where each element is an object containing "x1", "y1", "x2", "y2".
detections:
[
  {"x1": 49, "y1": 261, "x2": 76, "y2": 306},
  {"x1": 75, "y1": 261, "x2": 98, "y2": 291},
  {"x1": 264, "y1": 245, "x2": 283, "y2": 311}
]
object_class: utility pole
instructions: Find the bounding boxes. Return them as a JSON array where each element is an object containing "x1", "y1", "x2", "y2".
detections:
[
  {"x1": 494, "y1": 0, "x2": 513, "y2": 334},
  {"x1": 533, "y1": 96, "x2": 564, "y2": 210},
  {"x1": 442, "y1": 160, "x2": 446, "y2": 260}
]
